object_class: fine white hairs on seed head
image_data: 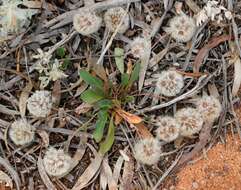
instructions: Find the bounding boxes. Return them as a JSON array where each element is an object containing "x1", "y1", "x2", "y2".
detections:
[
  {"x1": 165, "y1": 13, "x2": 196, "y2": 42},
  {"x1": 134, "y1": 138, "x2": 161, "y2": 165},
  {"x1": 155, "y1": 116, "x2": 180, "y2": 142},
  {"x1": 156, "y1": 70, "x2": 184, "y2": 97},
  {"x1": 130, "y1": 37, "x2": 151, "y2": 58},
  {"x1": 73, "y1": 10, "x2": 102, "y2": 35},
  {"x1": 27, "y1": 90, "x2": 52, "y2": 118},
  {"x1": 43, "y1": 147, "x2": 72, "y2": 178},
  {"x1": 104, "y1": 7, "x2": 129, "y2": 34},
  {"x1": 196, "y1": 95, "x2": 222, "y2": 122},
  {"x1": 9, "y1": 119, "x2": 35, "y2": 145},
  {"x1": 175, "y1": 107, "x2": 204, "y2": 137}
]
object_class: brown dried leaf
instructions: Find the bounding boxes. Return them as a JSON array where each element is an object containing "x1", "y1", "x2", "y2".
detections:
[
  {"x1": 138, "y1": 39, "x2": 151, "y2": 91},
  {"x1": 19, "y1": 82, "x2": 33, "y2": 117},
  {"x1": 114, "y1": 113, "x2": 123, "y2": 125},
  {"x1": 37, "y1": 130, "x2": 49, "y2": 148},
  {"x1": 100, "y1": 168, "x2": 108, "y2": 190},
  {"x1": 52, "y1": 80, "x2": 61, "y2": 107},
  {"x1": 176, "y1": 122, "x2": 212, "y2": 168},
  {"x1": 0, "y1": 105, "x2": 20, "y2": 116},
  {"x1": 115, "y1": 108, "x2": 142, "y2": 124},
  {"x1": 75, "y1": 103, "x2": 93, "y2": 115},
  {"x1": 232, "y1": 57, "x2": 241, "y2": 96},
  {"x1": 72, "y1": 151, "x2": 103, "y2": 190},
  {"x1": 120, "y1": 151, "x2": 134, "y2": 190},
  {"x1": 193, "y1": 35, "x2": 232, "y2": 72},
  {"x1": 134, "y1": 123, "x2": 153, "y2": 139},
  {"x1": 102, "y1": 156, "x2": 118, "y2": 190}
]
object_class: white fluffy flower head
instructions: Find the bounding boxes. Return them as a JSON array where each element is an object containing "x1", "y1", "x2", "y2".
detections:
[
  {"x1": 155, "y1": 116, "x2": 180, "y2": 142},
  {"x1": 9, "y1": 119, "x2": 35, "y2": 145},
  {"x1": 175, "y1": 107, "x2": 204, "y2": 137},
  {"x1": 43, "y1": 147, "x2": 72, "y2": 177},
  {"x1": 165, "y1": 13, "x2": 196, "y2": 42},
  {"x1": 130, "y1": 37, "x2": 151, "y2": 59},
  {"x1": 196, "y1": 96, "x2": 222, "y2": 122},
  {"x1": 48, "y1": 59, "x2": 68, "y2": 81},
  {"x1": 156, "y1": 70, "x2": 184, "y2": 97},
  {"x1": 104, "y1": 7, "x2": 129, "y2": 34},
  {"x1": 0, "y1": 0, "x2": 37, "y2": 36},
  {"x1": 73, "y1": 10, "x2": 102, "y2": 35},
  {"x1": 134, "y1": 138, "x2": 161, "y2": 165},
  {"x1": 27, "y1": 91, "x2": 52, "y2": 117}
]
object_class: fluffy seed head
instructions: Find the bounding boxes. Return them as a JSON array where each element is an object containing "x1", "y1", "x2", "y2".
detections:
[
  {"x1": 130, "y1": 37, "x2": 151, "y2": 58},
  {"x1": 156, "y1": 70, "x2": 184, "y2": 97},
  {"x1": 9, "y1": 119, "x2": 35, "y2": 145},
  {"x1": 165, "y1": 13, "x2": 196, "y2": 42},
  {"x1": 43, "y1": 147, "x2": 72, "y2": 177},
  {"x1": 155, "y1": 116, "x2": 180, "y2": 142},
  {"x1": 134, "y1": 138, "x2": 161, "y2": 165},
  {"x1": 175, "y1": 107, "x2": 204, "y2": 137},
  {"x1": 196, "y1": 96, "x2": 222, "y2": 122},
  {"x1": 104, "y1": 7, "x2": 129, "y2": 34},
  {"x1": 73, "y1": 10, "x2": 102, "y2": 35},
  {"x1": 27, "y1": 90, "x2": 52, "y2": 118}
]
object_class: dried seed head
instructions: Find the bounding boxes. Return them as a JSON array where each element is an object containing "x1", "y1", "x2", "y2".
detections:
[
  {"x1": 73, "y1": 10, "x2": 102, "y2": 35},
  {"x1": 9, "y1": 119, "x2": 35, "y2": 145},
  {"x1": 104, "y1": 7, "x2": 129, "y2": 34},
  {"x1": 175, "y1": 107, "x2": 204, "y2": 137},
  {"x1": 27, "y1": 91, "x2": 52, "y2": 118},
  {"x1": 130, "y1": 37, "x2": 151, "y2": 58},
  {"x1": 156, "y1": 70, "x2": 184, "y2": 97},
  {"x1": 43, "y1": 147, "x2": 72, "y2": 177},
  {"x1": 165, "y1": 13, "x2": 196, "y2": 42},
  {"x1": 196, "y1": 95, "x2": 222, "y2": 122},
  {"x1": 134, "y1": 138, "x2": 161, "y2": 165},
  {"x1": 155, "y1": 116, "x2": 180, "y2": 142}
]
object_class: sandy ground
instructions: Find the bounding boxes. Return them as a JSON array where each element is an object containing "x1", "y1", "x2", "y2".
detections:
[{"x1": 174, "y1": 134, "x2": 241, "y2": 190}]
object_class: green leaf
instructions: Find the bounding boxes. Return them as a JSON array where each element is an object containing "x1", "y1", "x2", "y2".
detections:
[
  {"x1": 60, "y1": 58, "x2": 70, "y2": 70},
  {"x1": 79, "y1": 70, "x2": 104, "y2": 90},
  {"x1": 56, "y1": 47, "x2": 65, "y2": 58},
  {"x1": 97, "y1": 99, "x2": 112, "y2": 109},
  {"x1": 114, "y1": 48, "x2": 124, "y2": 74},
  {"x1": 121, "y1": 73, "x2": 129, "y2": 87},
  {"x1": 129, "y1": 62, "x2": 141, "y2": 86},
  {"x1": 93, "y1": 110, "x2": 108, "y2": 142},
  {"x1": 124, "y1": 96, "x2": 134, "y2": 103},
  {"x1": 81, "y1": 89, "x2": 104, "y2": 104},
  {"x1": 99, "y1": 116, "x2": 115, "y2": 154}
]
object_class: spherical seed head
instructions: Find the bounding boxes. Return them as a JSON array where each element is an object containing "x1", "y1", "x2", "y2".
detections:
[
  {"x1": 104, "y1": 7, "x2": 129, "y2": 34},
  {"x1": 156, "y1": 70, "x2": 184, "y2": 97},
  {"x1": 73, "y1": 10, "x2": 102, "y2": 35},
  {"x1": 43, "y1": 147, "x2": 72, "y2": 178},
  {"x1": 165, "y1": 13, "x2": 196, "y2": 42},
  {"x1": 196, "y1": 96, "x2": 222, "y2": 122},
  {"x1": 134, "y1": 138, "x2": 161, "y2": 165},
  {"x1": 130, "y1": 37, "x2": 151, "y2": 58},
  {"x1": 155, "y1": 116, "x2": 180, "y2": 142},
  {"x1": 175, "y1": 107, "x2": 204, "y2": 137},
  {"x1": 9, "y1": 119, "x2": 35, "y2": 145},
  {"x1": 27, "y1": 90, "x2": 52, "y2": 118}
]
